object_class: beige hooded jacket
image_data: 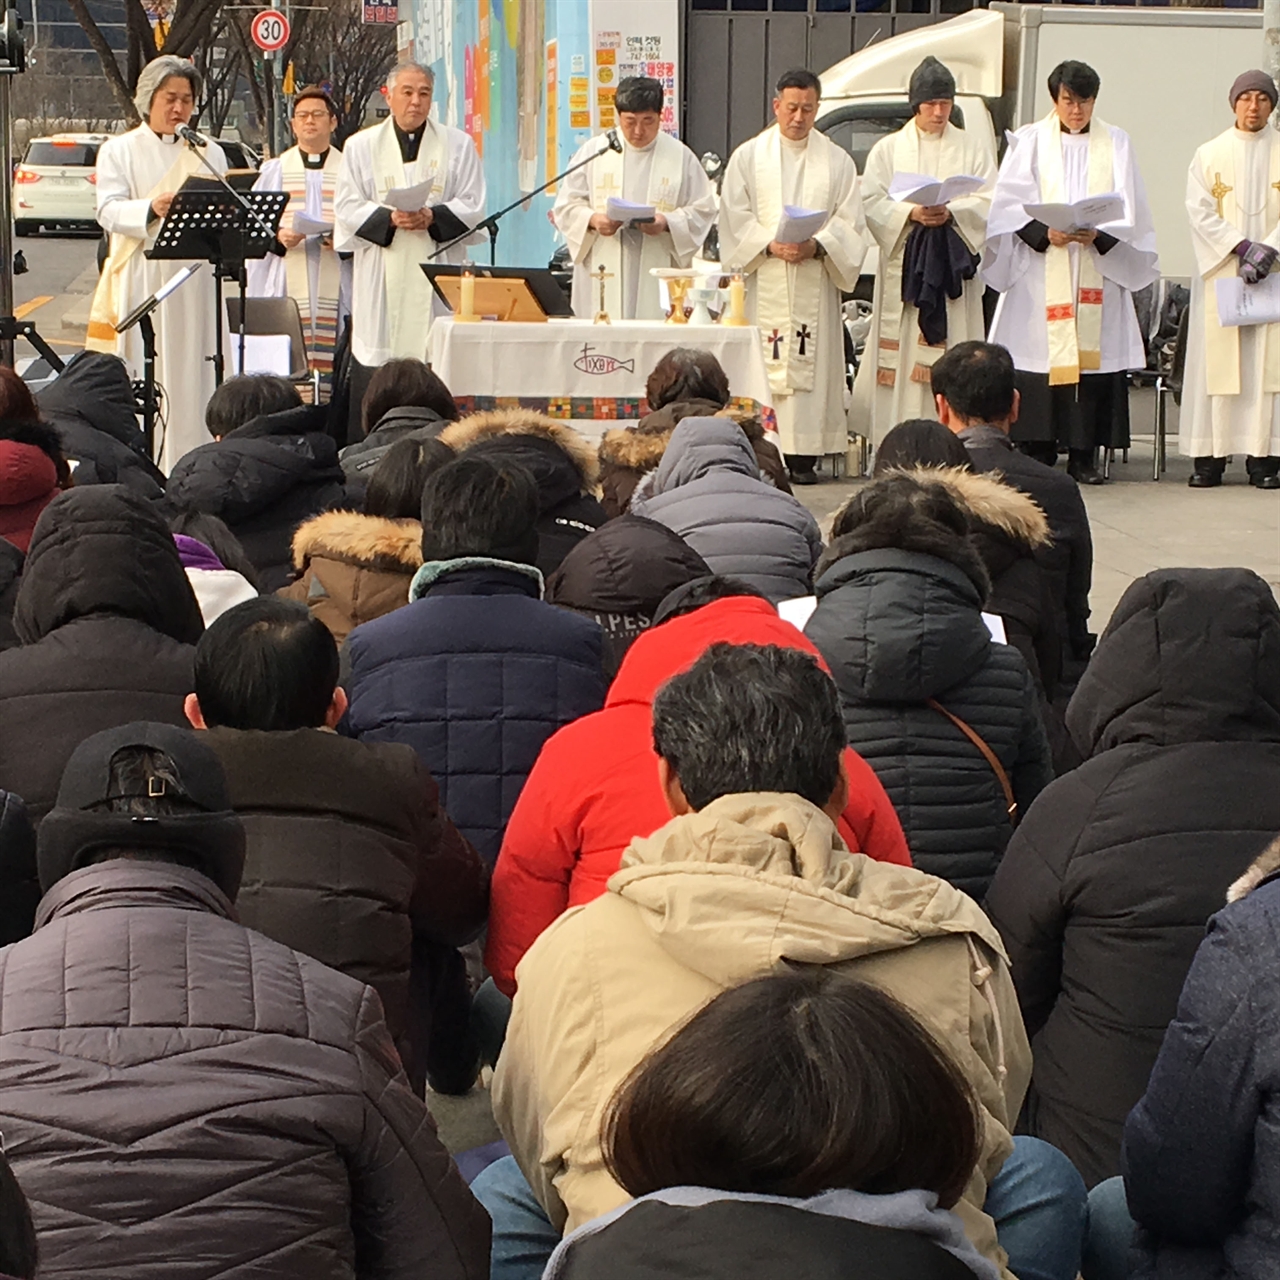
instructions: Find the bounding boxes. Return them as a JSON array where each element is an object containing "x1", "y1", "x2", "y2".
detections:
[{"x1": 492, "y1": 793, "x2": 1031, "y2": 1278}]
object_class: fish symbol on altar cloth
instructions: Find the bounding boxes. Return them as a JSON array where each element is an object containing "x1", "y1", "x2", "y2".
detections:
[{"x1": 574, "y1": 344, "x2": 636, "y2": 375}]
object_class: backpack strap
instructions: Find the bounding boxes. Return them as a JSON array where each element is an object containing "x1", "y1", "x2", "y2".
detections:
[{"x1": 926, "y1": 698, "x2": 1019, "y2": 827}]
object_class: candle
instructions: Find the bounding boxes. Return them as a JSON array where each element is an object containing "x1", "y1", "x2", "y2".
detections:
[
  {"x1": 724, "y1": 273, "x2": 747, "y2": 326},
  {"x1": 458, "y1": 269, "x2": 477, "y2": 322}
]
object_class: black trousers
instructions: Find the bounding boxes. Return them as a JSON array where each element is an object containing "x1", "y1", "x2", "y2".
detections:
[{"x1": 1011, "y1": 370, "x2": 1130, "y2": 453}]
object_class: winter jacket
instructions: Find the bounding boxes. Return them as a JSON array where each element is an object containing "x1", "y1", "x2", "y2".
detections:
[
  {"x1": 0, "y1": 789, "x2": 35, "y2": 945},
  {"x1": 485, "y1": 595, "x2": 912, "y2": 995},
  {"x1": 985, "y1": 567, "x2": 1280, "y2": 1188},
  {"x1": 174, "y1": 534, "x2": 258, "y2": 626},
  {"x1": 167, "y1": 404, "x2": 354, "y2": 592},
  {"x1": 545, "y1": 1188, "x2": 995, "y2": 1280},
  {"x1": 204, "y1": 725, "x2": 489, "y2": 1086},
  {"x1": 36, "y1": 351, "x2": 166, "y2": 499},
  {"x1": 959, "y1": 423, "x2": 1094, "y2": 666},
  {"x1": 807, "y1": 543, "x2": 1053, "y2": 899},
  {"x1": 0, "y1": 487, "x2": 202, "y2": 827},
  {"x1": 545, "y1": 515, "x2": 710, "y2": 677},
  {"x1": 630, "y1": 418, "x2": 823, "y2": 602},
  {"x1": 0, "y1": 440, "x2": 58, "y2": 554},
  {"x1": 439, "y1": 411, "x2": 608, "y2": 577},
  {"x1": 0, "y1": 859, "x2": 491, "y2": 1280},
  {"x1": 345, "y1": 557, "x2": 606, "y2": 865},
  {"x1": 339, "y1": 404, "x2": 450, "y2": 482},
  {"x1": 493, "y1": 792, "x2": 1030, "y2": 1279},
  {"x1": 278, "y1": 509, "x2": 422, "y2": 644},
  {"x1": 1121, "y1": 855, "x2": 1280, "y2": 1280},
  {"x1": 0, "y1": 537, "x2": 21, "y2": 653},
  {"x1": 598, "y1": 400, "x2": 792, "y2": 519}
]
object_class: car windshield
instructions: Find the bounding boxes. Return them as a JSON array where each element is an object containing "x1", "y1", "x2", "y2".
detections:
[
  {"x1": 25, "y1": 142, "x2": 98, "y2": 167},
  {"x1": 820, "y1": 113, "x2": 912, "y2": 173}
]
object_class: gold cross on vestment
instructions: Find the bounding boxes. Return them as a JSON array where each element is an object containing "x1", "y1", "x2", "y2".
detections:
[
  {"x1": 599, "y1": 172, "x2": 622, "y2": 196},
  {"x1": 1211, "y1": 171, "x2": 1233, "y2": 218}
]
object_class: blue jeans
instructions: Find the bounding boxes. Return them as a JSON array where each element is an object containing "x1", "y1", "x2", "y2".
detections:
[
  {"x1": 1082, "y1": 1177, "x2": 1137, "y2": 1280},
  {"x1": 470, "y1": 1136, "x2": 1087, "y2": 1280}
]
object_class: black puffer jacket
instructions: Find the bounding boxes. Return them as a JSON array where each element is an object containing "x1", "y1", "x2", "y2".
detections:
[
  {"x1": 0, "y1": 486, "x2": 202, "y2": 827},
  {"x1": 806, "y1": 544, "x2": 1052, "y2": 899},
  {"x1": 167, "y1": 404, "x2": 353, "y2": 591},
  {"x1": 985, "y1": 567, "x2": 1280, "y2": 1188},
  {"x1": 0, "y1": 536, "x2": 21, "y2": 653},
  {"x1": 339, "y1": 405, "x2": 450, "y2": 483},
  {"x1": 36, "y1": 351, "x2": 166, "y2": 498}
]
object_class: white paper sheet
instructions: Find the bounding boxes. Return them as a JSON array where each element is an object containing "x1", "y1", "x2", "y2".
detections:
[
  {"x1": 229, "y1": 334, "x2": 292, "y2": 377},
  {"x1": 606, "y1": 196, "x2": 656, "y2": 224},
  {"x1": 385, "y1": 180, "x2": 436, "y2": 212},
  {"x1": 887, "y1": 172, "x2": 987, "y2": 207},
  {"x1": 776, "y1": 204, "x2": 828, "y2": 244},
  {"x1": 1215, "y1": 273, "x2": 1280, "y2": 327},
  {"x1": 1024, "y1": 194, "x2": 1124, "y2": 233},
  {"x1": 776, "y1": 595, "x2": 1008, "y2": 644},
  {"x1": 293, "y1": 212, "x2": 333, "y2": 236}
]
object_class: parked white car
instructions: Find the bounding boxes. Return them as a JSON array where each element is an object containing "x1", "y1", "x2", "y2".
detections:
[{"x1": 14, "y1": 133, "x2": 109, "y2": 236}]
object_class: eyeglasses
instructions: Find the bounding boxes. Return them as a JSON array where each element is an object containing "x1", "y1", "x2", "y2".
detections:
[{"x1": 293, "y1": 110, "x2": 332, "y2": 121}]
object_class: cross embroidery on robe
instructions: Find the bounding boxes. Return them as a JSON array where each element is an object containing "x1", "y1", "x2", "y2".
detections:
[
  {"x1": 795, "y1": 324, "x2": 811, "y2": 356},
  {"x1": 599, "y1": 172, "x2": 622, "y2": 198},
  {"x1": 1077, "y1": 288, "x2": 1104, "y2": 307},
  {"x1": 1210, "y1": 172, "x2": 1233, "y2": 218},
  {"x1": 767, "y1": 329, "x2": 783, "y2": 360},
  {"x1": 1046, "y1": 303, "x2": 1075, "y2": 323}
]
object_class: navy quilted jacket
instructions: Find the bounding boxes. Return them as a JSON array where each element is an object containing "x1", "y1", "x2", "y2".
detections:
[{"x1": 345, "y1": 559, "x2": 606, "y2": 865}]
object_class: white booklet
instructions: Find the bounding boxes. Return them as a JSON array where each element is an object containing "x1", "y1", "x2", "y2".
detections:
[
  {"x1": 292, "y1": 212, "x2": 333, "y2": 236},
  {"x1": 1024, "y1": 194, "x2": 1124, "y2": 233},
  {"x1": 888, "y1": 172, "x2": 986, "y2": 206},
  {"x1": 385, "y1": 179, "x2": 436, "y2": 212},
  {"x1": 1216, "y1": 273, "x2": 1280, "y2": 327},
  {"x1": 776, "y1": 204, "x2": 828, "y2": 244},
  {"x1": 606, "y1": 196, "x2": 656, "y2": 224}
]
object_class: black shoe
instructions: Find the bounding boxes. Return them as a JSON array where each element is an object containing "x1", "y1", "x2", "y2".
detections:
[
  {"x1": 789, "y1": 468, "x2": 819, "y2": 486},
  {"x1": 1067, "y1": 461, "x2": 1105, "y2": 486},
  {"x1": 1252, "y1": 472, "x2": 1280, "y2": 489},
  {"x1": 1188, "y1": 470, "x2": 1223, "y2": 488}
]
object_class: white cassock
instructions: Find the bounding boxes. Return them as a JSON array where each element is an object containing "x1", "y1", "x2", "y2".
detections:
[
  {"x1": 1181, "y1": 125, "x2": 1280, "y2": 459},
  {"x1": 854, "y1": 121, "x2": 995, "y2": 444},
  {"x1": 246, "y1": 146, "x2": 352, "y2": 386},
  {"x1": 552, "y1": 132, "x2": 717, "y2": 319},
  {"x1": 334, "y1": 118, "x2": 486, "y2": 368},
  {"x1": 983, "y1": 116, "x2": 1158, "y2": 387},
  {"x1": 718, "y1": 125, "x2": 868, "y2": 457},
  {"x1": 88, "y1": 125, "x2": 227, "y2": 473}
]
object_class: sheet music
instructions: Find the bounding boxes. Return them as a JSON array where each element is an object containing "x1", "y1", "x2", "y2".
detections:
[
  {"x1": 1215, "y1": 274, "x2": 1280, "y2": 327},
  {"x1": 887, "y1": 172, "x2": 987, "y2": 206},
  {"x1": 775, "y1": 205, "x2": 828, "y2": 244},
  {"x1": 293, "y1": 213, "x2": 333, "y2": 236},
  {"x1": 1024, "y1": 194, "x2": 1124, "y2": 233},
  {"x1": 385, "y1": 180, "x2": 436, "y2": 212},
  {"x1": 606, "y1": 196, "x2": 656, "y2": 224}
]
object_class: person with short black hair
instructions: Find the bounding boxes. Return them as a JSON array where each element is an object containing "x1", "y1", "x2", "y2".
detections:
[
  {"x1": 0, "y1": 721, "x2": 491, "y2": 1277},
  {"x1": 185, "y1": 596, "x2": 488, "y2": 1091},
  {"x1": 544, "y1": 970, "x2": 989, "y2": 1279},
  {"x1": 983, "y1": 60, "x2": 1158, "y2": 485},
  {"x1": 480, "y1": 641, "x2": 1085, "y2": 1280},
  {"x1": 203, "y1": 374, "x2": 304, "y2": 441},
  {"x1": 552, "y1": 77, "x2": 716, "y2": 320},
  {"x1": 719, "y1": 68, "x2": 868, "y2": 483},
  {"x1": 345, "y1": 454, "x2": 606, "y2": 864}
]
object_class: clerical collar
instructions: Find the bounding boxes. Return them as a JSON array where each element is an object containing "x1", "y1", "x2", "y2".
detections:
[
  {"x1": 150, "y1": 129, "x2": 178, "y2": 144},
  {"x1": 1059, "y1": 121, "x2": 1091, "y2": 135},
  {"x1": 301, "y1": 148, "x2": 329, "y2": 169},
  {"x1": 394, "y1": 121, "x2": 425, "y2": 163}
]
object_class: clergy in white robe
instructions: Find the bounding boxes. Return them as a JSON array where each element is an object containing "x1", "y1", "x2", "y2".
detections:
[
  {"x1": 247, "y1": 86, "x2": 351, "y2": 396},
  {"x1": 334, "y1": 61, "x2": 485, "y2": 435},
  {"x1": 982, "y1": 60, "x2": 1158, "y2": 485},
  {"x1": 552, "y1": 76, "x2": 717, "y2": 320},
  {"x1": 854, "y1": 57, "x2": 996, "y2": 445},
  {"x1": 718, "y1": 69, "x2": 868, "y2": 475},
  {"x1": 1182, "y1": 70, "x2": 1280, "y2": 488},
  {"x1": 88, "y1": 57, "x2": 227, "y2": 474}
]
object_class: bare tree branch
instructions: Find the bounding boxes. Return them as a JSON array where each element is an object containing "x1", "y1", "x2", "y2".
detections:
[{"x1": 65, "y1": 0, "x2": 139, "y2": 122}]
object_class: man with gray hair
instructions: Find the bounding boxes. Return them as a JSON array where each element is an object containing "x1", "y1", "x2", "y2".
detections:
[
  {"x1": 89, "y1": 56, "x2": 228, "y2": 471},
  {"x1": 335, "y1": 61, "x2": 485, "y2": 436}
]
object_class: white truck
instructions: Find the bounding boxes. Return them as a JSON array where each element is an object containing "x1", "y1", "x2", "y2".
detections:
[{"x1": 816, "y1": 3, "x2": 1263, "y2": 282}]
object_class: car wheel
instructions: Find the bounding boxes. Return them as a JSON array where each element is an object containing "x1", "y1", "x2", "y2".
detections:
[{"x1": 14, "y1": 221, "x2": 32, "y2": 237}]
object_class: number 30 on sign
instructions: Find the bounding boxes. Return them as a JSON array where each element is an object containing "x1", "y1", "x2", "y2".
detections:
[{"x1": 251, "y1": 9, "x2": 291, "y2": 52}]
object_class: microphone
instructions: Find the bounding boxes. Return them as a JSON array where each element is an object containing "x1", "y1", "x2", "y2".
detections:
[
  {"x1": 607, "y1": 129, "x2": 623, "y2": 153},
  {"x1": 175, "y1": 122, "x2": 209, "y2": 148}
]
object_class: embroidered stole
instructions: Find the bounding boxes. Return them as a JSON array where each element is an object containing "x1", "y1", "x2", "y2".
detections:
[
  {"x1": 589, "y1": 133, "x2": 685, "y2": 317},
  {"x1": 753, "y1": 127, "x2": 831, "y2": 397},
  {"x1": 86, "y1": 143, "x2": 206, "y2": 351},
  {"x1": 1037, "y1": 113, "x2": 1114, "y2": 386},
  {"x1": 1200, "y1": 130, "x2": 1280, "y2": 397},
  {"x1": 877, "y1": 122, "x2": 972, "y2": 389},
  {"x1": 372, "y1": 119, "x2": 446, "y2": 359},
  {"x1": 280, "y1": 146, "x2": 342, "y2": 381}
]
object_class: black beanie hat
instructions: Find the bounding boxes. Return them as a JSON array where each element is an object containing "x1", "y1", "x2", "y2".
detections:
[
  {"x1": 420, "y1": 455, "x2": 541, "y2": 566},
  {"x1": 38, "y1": 723, "x2": 245, "y2": 900},
  {"x1": 909, "y1": 56, "x2": 956, "y2": 111}
]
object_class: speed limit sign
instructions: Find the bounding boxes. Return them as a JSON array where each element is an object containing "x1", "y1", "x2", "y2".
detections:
[{"x1": 251, "y1": 9, "x2": 291, "y2": 52}]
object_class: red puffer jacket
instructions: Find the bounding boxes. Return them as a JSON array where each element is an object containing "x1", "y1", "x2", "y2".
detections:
[{"x1": 485, "y1": 597, "x2": 912, "y2": 995}]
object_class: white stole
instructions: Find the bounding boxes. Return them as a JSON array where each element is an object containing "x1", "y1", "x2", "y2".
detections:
[
  {"x1": 280, "y1": 146, "x2": 343, "y2": 375},
  {"x1": 589, "y1": 133, "x2": 685, "y2": 317},
  {"x1": 1036, "y1": 113, "x2": 1113, "y2": 385},
  {"x1": 753, "y1": 127, "x2": 831, "y2": 396},
  {"x1": 1199, "y1": 130, "x2": 1280, "y2": 397},
  {"x1": 372, "y1": 119, "x2": 446, "y2": 359}
]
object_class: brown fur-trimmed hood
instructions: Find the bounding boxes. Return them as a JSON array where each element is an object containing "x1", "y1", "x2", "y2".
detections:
[
  {"x1": 290, "y1": 510, "x2": 423, "y2": 574},
  {"x1": 886, "y1": 466, "x2": 1051, "y2": 550},
  {"x1": 599, "y1": 405, "x2": 769, "y2": 473},
  {"x1": 1228, "y1": 835, "x2": 1280, "y2": 903},
  {"x1": 440, "y1": 409, "x2": 599, "y2": 491}
]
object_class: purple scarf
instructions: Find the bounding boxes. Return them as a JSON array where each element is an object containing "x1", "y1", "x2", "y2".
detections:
[{"x1": 173, "y1": 534, "x2": 225, "y2": 573}]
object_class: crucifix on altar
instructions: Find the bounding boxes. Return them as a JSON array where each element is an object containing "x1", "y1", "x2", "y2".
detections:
[{"x1": 593, "y1": 264, "x2": 614, "y2": 325}]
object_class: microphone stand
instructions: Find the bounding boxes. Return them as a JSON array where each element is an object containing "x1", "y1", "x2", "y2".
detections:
[{"x1": 429, "y1": 137, "x2": 619, "y2": 266}]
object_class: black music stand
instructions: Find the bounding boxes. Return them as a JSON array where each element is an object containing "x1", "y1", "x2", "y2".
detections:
[{"x1": 145, "y1": 186, "x2": 288, "y2": 385}]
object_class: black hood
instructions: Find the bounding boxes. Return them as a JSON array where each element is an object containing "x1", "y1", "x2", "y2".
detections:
[
  {"x1": 14, "y1": 485, "x2": 204, "y2": 645},
  {"x1": 1067, "y1": 567, "x2": 1280, "y2": 755},
  {"x1": 463, "y1": 433, "x2": 586, "y2": 514},
  {"x1": 546, "y1": 514, "x2": 710, "y2": 614},
  {"x1": 37, "y1": 351, "x2": 150, "y2": 453},
  {"x1": 369, "y1": 404, "x2": 449, "y2": 439}
]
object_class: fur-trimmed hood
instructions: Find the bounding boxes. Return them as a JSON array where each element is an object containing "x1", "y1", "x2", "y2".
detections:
[
  {"x1": 598, "y1": 404, "x2": 768, "y2": 473},
  {"x1": 290, "y1": 510, "x2": 423, "y2": 574},
  {"x1": 1227, "y1": 834, "x2": 1280, "y2": 903},
  {"x1": 891, "y1": 466, "x2": 1051, "y2": 551},
  {"x1": 440, "y1": 410, "x2": 599, "y2": 492}
]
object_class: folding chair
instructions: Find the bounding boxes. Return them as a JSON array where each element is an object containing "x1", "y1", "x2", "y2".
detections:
[{"x1": 225, "y1": 296, "x2": 320, "y2": 403}]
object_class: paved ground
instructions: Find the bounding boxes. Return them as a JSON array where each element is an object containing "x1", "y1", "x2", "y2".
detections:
[{"x1": 10, "y1": 232, "x2": 99, "y2": 363}]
